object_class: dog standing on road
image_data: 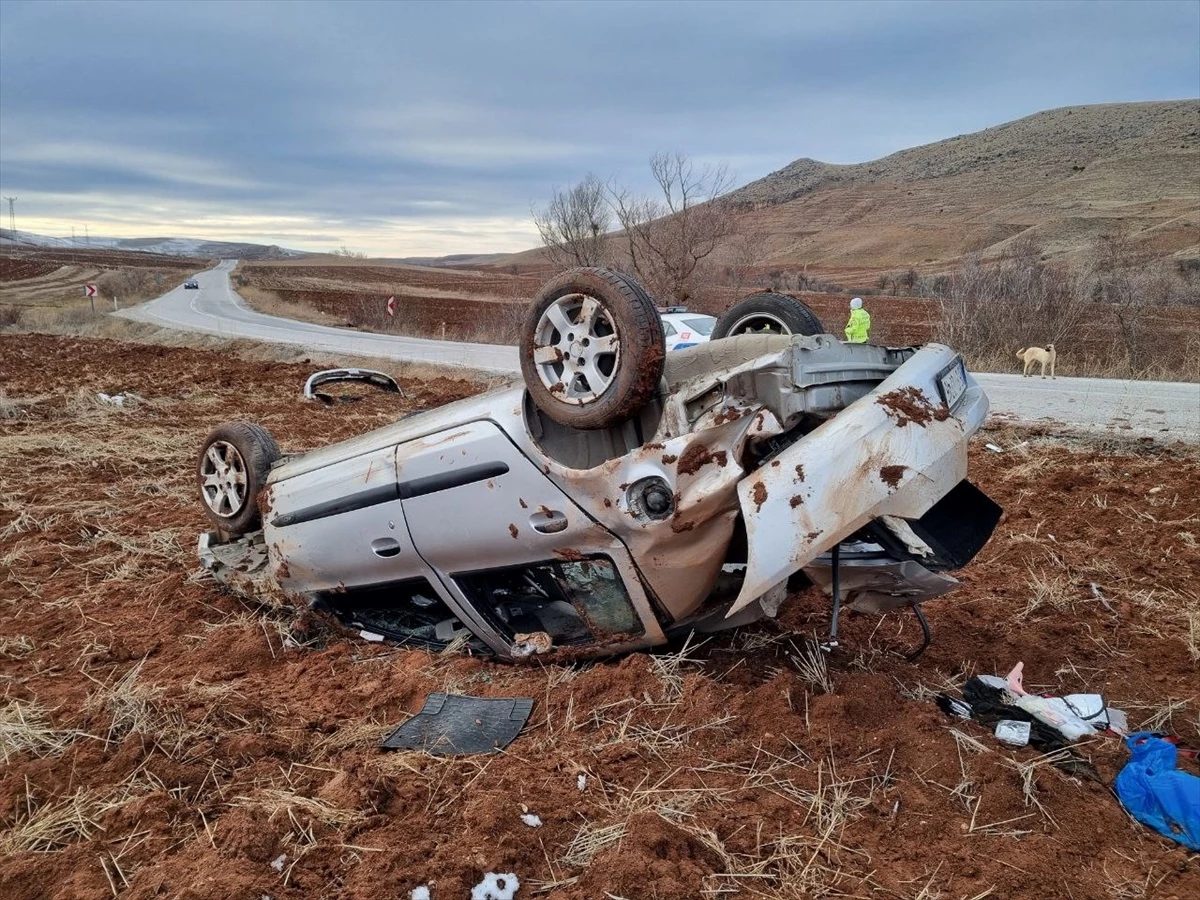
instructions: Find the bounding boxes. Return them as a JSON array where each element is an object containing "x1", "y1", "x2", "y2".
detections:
[{"x1": 1016, "y1": 344, "x2": 1056, "y2": 379}]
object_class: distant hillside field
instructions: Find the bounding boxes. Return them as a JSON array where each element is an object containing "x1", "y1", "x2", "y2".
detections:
[
  {"x1": 497, "y1": 100, "x2": 1199, "y2": 276},
  {"x1": 724, "y1": 100, "x2": 1200, "y2": 271}
]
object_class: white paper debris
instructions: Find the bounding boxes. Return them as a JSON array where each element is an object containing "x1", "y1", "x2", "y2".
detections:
[
  {"x1": 471, "y1": 872, "x2": 520, "y2": 900},
  {"x1": 358, "y1": 629, "x2": 385, "y2": 642},
  {"x1": 520, "y1": 813, "x2": 542, "y2": 827},
  {"x1": 411, "y1": 887, "x2": 431, "y2": 900},
  {"x1": 270, "y1": 854, "x2": 287, "y2": 872},
  {"x1": 995, "y1": 720, "x2": 1031, "y2": 746},
  {"x1": 985, "y1": 443, "x2": 1004, "y2": 453},
  {"x1": 577, "y1": 774, "x2": 587, "y2": 792}
]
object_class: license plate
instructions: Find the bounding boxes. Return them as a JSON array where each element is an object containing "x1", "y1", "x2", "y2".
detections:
[{"x1": 937, "y1": 357, "x2": 968, "y2": 410}]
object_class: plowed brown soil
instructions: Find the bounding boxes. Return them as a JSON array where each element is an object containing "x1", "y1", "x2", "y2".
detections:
[{"x1": 1, "y1": 335, "x2": 1197, "y2": 900}]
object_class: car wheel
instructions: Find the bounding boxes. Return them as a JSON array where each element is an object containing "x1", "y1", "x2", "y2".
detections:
[
  {"x1": 520, "y1": 267, "x2": 665, "y2": 429},
  {"x1": 196, "y1": 422, "x2": 281, "y2": 535},
  {"x1": 711, "y1": 291, "x2": 825, "y2": 339}
]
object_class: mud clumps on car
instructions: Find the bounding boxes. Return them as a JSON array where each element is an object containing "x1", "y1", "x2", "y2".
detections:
[
  {"x1": 751, "y1": 481, "x2": 768, "y2": 511},
  {"x1": 553, "y1": 548, "x2": 585, "y2": 561},
  {"x1": 508, "y1": 523, "x2": 519, "y2": 539},
  {"x1": 789, "y1": 495, "x2": 804, "y2": 508},
  {"x1": 713, "y1": 405, "x2": 749, "y2": 426},
  {"x1": 794, "y1": 464, "x2": 805, "y2": 482},
  {"x1": 879, "y1": 465, "x2": 907, "y2": 488},
  {"x1": 676, "y1": 444, "x2": 729, "y2": 476},
  {"x1": 876, "y1": 386, "x2": 951, "y2": 427}
]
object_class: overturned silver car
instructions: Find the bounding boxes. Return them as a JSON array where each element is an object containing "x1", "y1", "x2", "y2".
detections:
[{"x1": 196, "y1": 268, "x2": 1000, "y2": 661}]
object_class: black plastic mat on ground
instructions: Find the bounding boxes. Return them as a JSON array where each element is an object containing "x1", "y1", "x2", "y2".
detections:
[{"x1": 381, "y1": 693, "x2": 534, "y2": 755}]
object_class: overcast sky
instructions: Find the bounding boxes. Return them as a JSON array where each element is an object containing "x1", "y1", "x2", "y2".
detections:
[{"x1": 1, "y1": 0, "x2": 1197, "y2": 256}]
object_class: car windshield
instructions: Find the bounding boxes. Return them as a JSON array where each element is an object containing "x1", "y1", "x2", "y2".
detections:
[{"x1": 684, "y1": 317, "x2": 716, "y2": 335}]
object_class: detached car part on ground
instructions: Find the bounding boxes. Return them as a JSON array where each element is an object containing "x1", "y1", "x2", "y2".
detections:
[{"x1": 196, "y1": 267, "x2": 1001, "y2": 662}]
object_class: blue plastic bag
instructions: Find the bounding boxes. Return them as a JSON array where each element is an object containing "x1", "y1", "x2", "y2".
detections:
[{"x1": 1114, "y1": 732, "x2": 1200, "y2": 850}]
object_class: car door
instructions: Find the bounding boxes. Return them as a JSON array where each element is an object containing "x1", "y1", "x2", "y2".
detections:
[
  {"x1": 395, "y1": 420, "x2": 665, "y2": 653},
  {"x1": 264, "y1": 444, "x2": 488, "y2": 650}
]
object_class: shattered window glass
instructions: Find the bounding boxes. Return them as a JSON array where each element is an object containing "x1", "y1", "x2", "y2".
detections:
[
  {"x1": 455, "y1": 556, "x2": 643, "y2": 645},
  {"x1": 323, "y1": 578, "x2": 478, "y2": 649}
]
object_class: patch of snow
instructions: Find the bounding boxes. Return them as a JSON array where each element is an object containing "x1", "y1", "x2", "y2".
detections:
[
  {"x1": 471, "y1": 872, "x2": 519, "y2": 900},
  {"x1": 410, "y1": 887, "x2": 431, "y2": 900},
  {"x1": 270, "y1": 854, "x2": 287, "y2": 872},
  {"x1": 520, "y1": 813, "x2": 542, "y2": 827},
  {"x1": 577, "y1": 774, "x2": 587, "y2": 792}
]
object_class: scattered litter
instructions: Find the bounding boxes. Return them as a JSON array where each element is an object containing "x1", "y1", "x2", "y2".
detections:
[
  {"x1": 270, "y1": 854, "x2": 287, "y2": 872},
  {"x1": 510, "y1": 631, "x2": 553, "y2": 657},
  {"x1": 985, "y1": 443, "x2": 1004, "y2": 453},
  {"x1": 471, "y1": 872, "x2": 519, "y2": 900},
  {"x1": 1115, "y1": 732, "x2": 1200, "y2": 850},
  {"x1": 97, "y1": 391, "x2": 141, "y2": 407},
  {"x1": 520, "y1": 813, "x2": 542, "y2": 827},
  {"x1": 411, "y1": 887, "x2": 431, "y2": 900},
  {"x1": 1003, "y1": 662, "x2": 1095, "y2": 741},
  {"x1": 358, "y1": 629, "x2": 385, "y2": 642},
  {"x1": 1089, "y1": 582, "x2": 1116, "y2": 613},
  {"x1": 936, "y1": 661, "x2": 1128, "y2": 759},
  {"x1": 381, "y1": 693, "x2": 534, "y2": 755},
  {"x1": 995, "y1": 720, "x2": 1032, "y2": 747},
  {"x1": 942, "y1": 696, "x2": 972, "y2": 719},
  {"x1": 577, "y1": 773, "x2": 587, "y2": 792}
]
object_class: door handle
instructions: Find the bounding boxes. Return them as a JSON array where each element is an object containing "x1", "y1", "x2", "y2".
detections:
[
  {"x1": 371, "y1": 538, "x2": 402, "y2": 558},
  {"x1": 530, "y1": 510, "x2": 568, "y2": 534}
]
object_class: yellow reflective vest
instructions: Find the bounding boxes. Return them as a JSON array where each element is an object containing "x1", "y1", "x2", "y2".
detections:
[{"x1": 845, "y1": 307, "x2": 870, "y2": 343}]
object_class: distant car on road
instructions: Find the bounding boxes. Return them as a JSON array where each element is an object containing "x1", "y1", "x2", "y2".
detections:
[
  {"x1": 659, "y1": 308, "x2": 717, "y2": 351},
  {"x1": 184, "y1": 279, "x2": 199, "y2": 290}
]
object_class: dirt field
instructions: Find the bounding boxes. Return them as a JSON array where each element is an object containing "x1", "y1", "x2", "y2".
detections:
[
  {"x1": 1, "y1": 250, "x2": 209, "y2": 328},
  {"x1": 231, "y1": 260, "x2": 1200, "y2": 380},
  {"x1": 2, "y1": 334, "x2": 1197, "y2": 899}
]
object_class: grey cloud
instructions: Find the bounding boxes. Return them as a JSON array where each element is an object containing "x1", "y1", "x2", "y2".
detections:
[{"x1": 1, "y1": 0, "x2": 1196, "y2": 255}]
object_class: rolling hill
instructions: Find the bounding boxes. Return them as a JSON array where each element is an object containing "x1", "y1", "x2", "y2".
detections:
[
  {"x1": 725, "y1": 99, "x2": 1200, "y2": 271},
  {"x1": 497, "y1": 100, "x2": 1199, "y2": 276},
  {"x1": 0, "y1": 229, "x2": 304, "y2": 260}
]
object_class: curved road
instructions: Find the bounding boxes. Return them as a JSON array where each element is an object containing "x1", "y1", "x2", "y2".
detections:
[
  {"x1": 117, "y1": 259, "x2": 520, "y2": 373},
  {"x1": 118, "y1": 260, "x2": 1200, "y2": 441}
]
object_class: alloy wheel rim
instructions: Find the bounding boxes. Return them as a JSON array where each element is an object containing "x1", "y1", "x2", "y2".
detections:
[
  {"x1": 199, "y1": 441, "x2": 249, "y2": 518},
  {"x1": 531, "y1": 292, "x2": 621, "y2": 405}
]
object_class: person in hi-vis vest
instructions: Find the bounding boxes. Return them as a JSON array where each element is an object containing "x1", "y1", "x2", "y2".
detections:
[{"x1": 845, "y1": 297, "x2": 871, "y2": 343}]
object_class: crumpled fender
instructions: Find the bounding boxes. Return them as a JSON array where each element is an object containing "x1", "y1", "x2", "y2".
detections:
[{"x1": 729, "y1": 344, "x2": 988, "y2": 615}]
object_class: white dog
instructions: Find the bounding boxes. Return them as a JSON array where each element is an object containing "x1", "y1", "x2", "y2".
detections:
[{"x1": 1016, "y1": 344, "x2": 1056, "y2": 379}]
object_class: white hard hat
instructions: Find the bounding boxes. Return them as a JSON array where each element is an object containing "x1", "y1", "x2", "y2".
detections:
[{"x1": 850, "y1": 297, "x2": 863, "y2": 309}]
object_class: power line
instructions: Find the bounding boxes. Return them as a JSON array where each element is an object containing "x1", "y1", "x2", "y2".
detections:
[{"x1": 3, "y1": 197, "x2": 15, "y2": 234}]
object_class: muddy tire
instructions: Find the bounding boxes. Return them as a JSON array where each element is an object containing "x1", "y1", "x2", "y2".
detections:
[
  {"x1": 196, "y1": 422, "x2": 281, "y2": 536},
  {"x1": 712, "y1": 292, "x2": 824, "y2": 340},
  {"x1": 520, "y1": 267, "x2": 665, "y2": 429}
]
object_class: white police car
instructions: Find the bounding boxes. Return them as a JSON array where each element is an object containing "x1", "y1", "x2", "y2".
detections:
[{"x1": 659, "y1": 308, "x2": 717, "y2": 351}]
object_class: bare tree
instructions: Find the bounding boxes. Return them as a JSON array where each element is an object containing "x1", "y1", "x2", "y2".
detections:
[
  {"x1": 532, "y1": 173, "x2": 611, "y2": 270},
  {"x1": 611, "y1": 152, "x2": 736, "y2": 302},
  {"x1": 936, "y1": 236, "x2": 1090, "y2": 362},
  {"x1": 724, "y1": 218, "x2": 770, "y2": 299},
  {"x1": 1088, "y1": 231, "x2": 1170, "y2": 373}
]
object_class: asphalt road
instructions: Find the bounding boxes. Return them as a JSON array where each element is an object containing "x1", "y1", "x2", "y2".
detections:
[
  {"x1": 117, "y1": 261, "x2": 1200, "y2": 441},
  {"x1": 116, "y1": 260, "x2": 520, "y2": 373}
]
